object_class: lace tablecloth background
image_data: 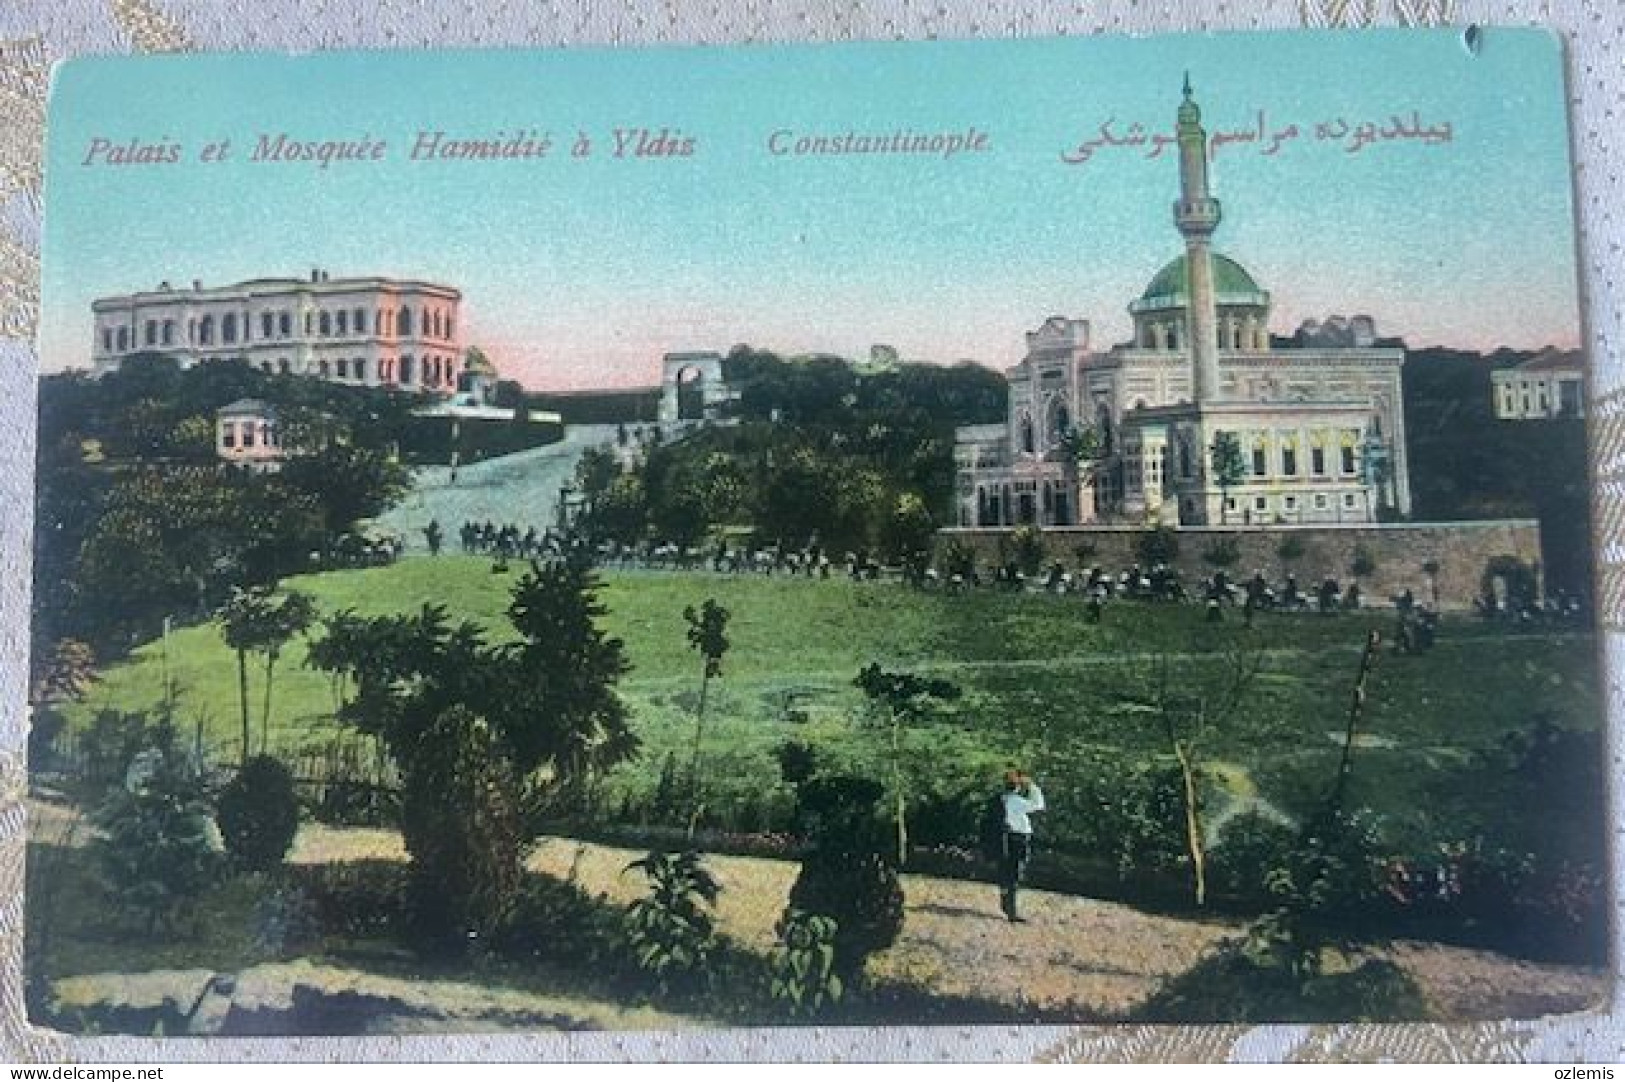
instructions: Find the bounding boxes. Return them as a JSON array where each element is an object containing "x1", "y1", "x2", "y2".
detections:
[{"x1": 0, "y1": 0, "x2": 1621, "y2": 1063}]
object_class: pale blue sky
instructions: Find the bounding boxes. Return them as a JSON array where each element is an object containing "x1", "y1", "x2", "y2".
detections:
[{"x1": 40, "y1": 28, "x2": 1579, "y2": 389}]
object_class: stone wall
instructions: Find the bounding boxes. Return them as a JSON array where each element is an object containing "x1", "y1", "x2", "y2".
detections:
[{"x1": 935, "y1": 520, "x2": 1545, "y2": 610}]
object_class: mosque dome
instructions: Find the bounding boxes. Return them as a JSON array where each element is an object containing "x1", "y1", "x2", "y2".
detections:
[{"x1": 1132, "y1": 253, "x2": 1270, "y2": 313}]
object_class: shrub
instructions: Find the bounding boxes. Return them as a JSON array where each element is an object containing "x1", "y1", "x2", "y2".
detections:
[
  {"x1": 399, "y1": 706, "x2": 523, "y2": 950},
  {"x1": 1135, "y1": 526, "x2": 1180, "y2": 567},
  {"x1": 80, "y1": 709, "x2": 162, "y2": 788},
  {"x1": 1349, "y1": 544, "x2": 1378, "y2": 580},
  {"x1": 216, "y1": 755, "x2": 301, "y2": 872},
  {"x1": 775, "y1": 740, "x2": 819, "y2": 786},
  {"x1": 1009, "y1": 526, "x2": 1046, "y2": 577},
  {"x1": 1202, "y1": 537, "x2": 1241, "y2": 569},
  {"x1": 1138, "y1": 948, "x2": 1426, "y2": 1023},
  {"x1": 90, "y1": 722, "x2": 222, "y2": 934},
  {"x1": 1276, "y1": 535, "x2": 1308, "y2": 567},
  {"x1": 493, "y1": 873, "x2": 626, "y2": 971},
  {"x1": 787, "y1": 775, "x2": 904, "y2": 978},
  {"x1": 770, "y1": 910, "x2": 843, "y2": 1016},
  {"x1": 940, "y1": 539, "x2": 978, "y2": 580},
  {"x1": 1208, "y1": 811, "x2": 1299, "y2": 904},
  {"x1": 623, "y1": 849, "x2": 722, "y2": 992},
  {"x1": 286, "y1": 859, "x2": 407, "y2": 942},
  {"x1": 1245, "y1": 808, "x2": 1389, "y2": 978}
]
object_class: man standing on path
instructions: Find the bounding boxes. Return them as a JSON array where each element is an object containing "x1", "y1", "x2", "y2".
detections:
[{"x1": 997, "y1": 768, "x2": 1045, "y2": 922}]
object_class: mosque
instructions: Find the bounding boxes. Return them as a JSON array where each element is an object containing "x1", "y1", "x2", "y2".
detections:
[{"x1": 954, "y1": 80, "x2": 1413, "y2": 530}]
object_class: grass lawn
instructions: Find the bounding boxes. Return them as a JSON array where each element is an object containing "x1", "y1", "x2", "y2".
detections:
[{"x1": 57, "y1": 555, "x2": 1604, "y2": 866}]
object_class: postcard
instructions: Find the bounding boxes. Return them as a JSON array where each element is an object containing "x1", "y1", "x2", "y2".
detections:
[{"x1": 25, "y1": 27, "x2": 1604, "y2": 1039}]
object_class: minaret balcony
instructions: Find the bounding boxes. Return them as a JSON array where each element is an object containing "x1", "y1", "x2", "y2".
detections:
[{"x1": 1174, "y1": 199, "x2": 1222, "y2": 232}]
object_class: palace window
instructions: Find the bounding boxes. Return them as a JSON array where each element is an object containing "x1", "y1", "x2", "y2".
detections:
[
  {"x1": 401, "y1": 355, "x2": 415, "y2": 383},
  {"x1": 278, "y1": 358, "x2": 291, "y2": 374},
  {"x1": 242, "y1": 424, "x2": 256, "y2": 449},
  {"x1": 1284, "y1": 495, "x2": 1298, "y2": 511},
  {"x1": 101, "y1": 329, "x2": 112, "y2": 352},
  {"x1": 1251, "y1": 445, "x2": 1267, "y2": 477},
  {"x1": 354, "y1": 307, "x2": 366, "y2": 331},
  {"x1": 1311, "y1": 447, "x2": 1326, "y2": 476},
  {"x1": 354, "y1": 357, "x2": 368, "y2": 382},
  {"x1": 398, "y1": 306, "x2": 413, "y2": 336},
  {"x1": 1340, "y1": 444, "x2": 1356, "y2": 475},
  {"x1": 144, "y1": 320, "x2": 156, "y2": 346},
  {"x1": 1282, "y1": 445, "x2": 1298, "y2": 476},
  {"x1": 336, "y1": 310, "x2": 348, "y2": 335},
  {"x1": 1254, "y1": 495, "x2": 1268, "y2": 512},
  {"x1": 221, "y1": 423, "x2": 236, "y2": 449},
  {"x1": 262, "y1": 312, "x2": 274, "y2": 339},
  {"x1": 1314, "y1": 493, "x2": 1328, "y2": 510},
  {"x1": 223, "y1": 314, "x2": 237, "y2": 344},
  {"x1": 1343, "y1": 493, "x2": 1358, "y2": 509},
  {"x1": 198, "y1": 316, "x2": 213, "y2": 344},
  {"x1": 336, "y1": 358, "x2": 349, "y2": 379},
  {"x1": 279, "y1": 311, "x2": 292, "y2": 337},
  {"x1": 319, "y1": 311, "x2": 332, "y2": 337}
]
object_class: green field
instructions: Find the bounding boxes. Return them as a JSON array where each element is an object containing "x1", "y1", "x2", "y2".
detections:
[{"x1": 58, "y1": 555, "x2": 1603, "y2": 871}]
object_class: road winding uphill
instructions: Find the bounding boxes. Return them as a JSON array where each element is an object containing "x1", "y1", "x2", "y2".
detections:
[{"x1": 377, "y1": 424, "x2": 624, "y2": 550}]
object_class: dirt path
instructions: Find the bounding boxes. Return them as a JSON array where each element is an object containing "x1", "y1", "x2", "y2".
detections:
[
  {"x1": 527, "y1": 837, "x2": 1234, "y2": 1018},
  {"x1": 286, "y1": 825, "x2": 1605, "y2": 1021}
]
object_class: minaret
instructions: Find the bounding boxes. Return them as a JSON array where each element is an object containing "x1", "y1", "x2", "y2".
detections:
[{"x1": 1173, "y1": 74, "x2": 1223, "y2": 406}]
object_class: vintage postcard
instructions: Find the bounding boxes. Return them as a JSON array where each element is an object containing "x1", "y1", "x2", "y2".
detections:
[{"x1": 25, "y1": 27, "x2": 1603, "y2": 1038}]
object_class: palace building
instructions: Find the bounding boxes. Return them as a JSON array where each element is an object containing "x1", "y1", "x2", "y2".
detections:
[
  {"x1": 955, "y1": 81, "x2": 1412, "y2": 530},
  {"x1": 90, "y1": 269, "x2": 466, "y2": 393}
]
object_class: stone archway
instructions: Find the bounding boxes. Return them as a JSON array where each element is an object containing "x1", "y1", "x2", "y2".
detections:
[{"x1": 658, "y1": 351, "x2": 729, "y2": 424}]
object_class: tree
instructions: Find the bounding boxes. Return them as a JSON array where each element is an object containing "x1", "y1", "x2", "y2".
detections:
[
  {"x1": 91, "y1": 720, "x2": 221, "y2": 933},
  {"x1": 882, "y1": 493, "x2": 936, "y2": 583},
  {"x1": 1119, "y1": 648, "x2": 1261, "y2": 906},
  {"x1": 853, "y1": 665, "x2": 961, "y2": 866},
  {"x1": 500, "y1": 560, "x2": 638, "y2": 781},
  {"x1": 682, "y1": 599, "x2": 731, "y2": 835},
  {"x1": 574, "y1": 446, "x2": 621, "y2": 507},
  {"x1": 309, "y1": 561, "x2": 638, "y2": 820},
  {"x1": 220, "y1": 586, "x2": 276, "y2": 767},
  {"x1": 279, "y1": 443, "x2": 410, "y2": 535},
  {"x1": 400, "y1": 705, "x2": 523, "y2": 947},
  {"x1": 1209, "y1": 431, "x2": 1246, "y2": 524},
  {"x1": 29, "y1": 638, "x2": 98, "y2": 706},
  {"x1": 219, "y1": 586, "x2": 316, "y2": 761}
]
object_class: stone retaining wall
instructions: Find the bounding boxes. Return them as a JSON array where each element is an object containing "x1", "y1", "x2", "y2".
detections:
[{"x1": 935, "y1": 520, "x2": 1545, "y2": 610}]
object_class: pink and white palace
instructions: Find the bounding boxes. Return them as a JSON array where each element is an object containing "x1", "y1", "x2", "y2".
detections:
[{"x1": 91, "y1": 268, "x2": 464, "y2": 393}]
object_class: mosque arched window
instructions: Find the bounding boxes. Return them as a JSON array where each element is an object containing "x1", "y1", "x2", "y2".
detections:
[{"x1": 1046, "y1": 398, "x2": 1071, "y2": 446}]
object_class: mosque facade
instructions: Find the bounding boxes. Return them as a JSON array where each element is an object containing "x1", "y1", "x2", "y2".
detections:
[{"x1": 955, "y1": 81, "x2": 1412, "y2": 530}]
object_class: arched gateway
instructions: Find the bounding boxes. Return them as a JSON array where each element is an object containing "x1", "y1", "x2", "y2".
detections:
[{"x1": 658, "y1": 351, "x2": 731, "y2": 423}]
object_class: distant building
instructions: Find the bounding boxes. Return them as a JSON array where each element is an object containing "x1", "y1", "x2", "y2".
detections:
[
  {"x1": 92, "y1": 269, "x2": 465, "y2": 394},
  {"x1": 1492, "y1": 349, "x2": 1586, "y2": 420},
  {"x1": 215, "y1": 399, "x2": 284, "y2": 468},
  {"x1": 955, "y1": 80, "x2": 1411, "y2": 529}
]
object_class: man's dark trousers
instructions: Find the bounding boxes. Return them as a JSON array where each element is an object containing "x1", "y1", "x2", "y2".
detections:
[{"x1": 999, "y1": 830, "x2": 1032, "y2": 920}]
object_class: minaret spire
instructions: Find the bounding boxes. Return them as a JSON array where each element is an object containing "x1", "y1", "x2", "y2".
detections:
[{"x1": 1173, "y1": 77, "x2": 1223, "y2": 405}]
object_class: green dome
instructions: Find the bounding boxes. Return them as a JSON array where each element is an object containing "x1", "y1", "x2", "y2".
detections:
[{"x1": 1134, "y1": 253, "x2": 1269, "y2": 310}]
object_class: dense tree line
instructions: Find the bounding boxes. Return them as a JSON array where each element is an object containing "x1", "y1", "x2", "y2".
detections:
[
  {"x1": 1401, "y1": 347, "x2": 1591, "y2": 594},
  {"x1": 575, "y1": 346, "x2": 1005, "y2": 559},
  {"x1": 34, "y1": 355, "x2": 415, "y2": 658}
]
